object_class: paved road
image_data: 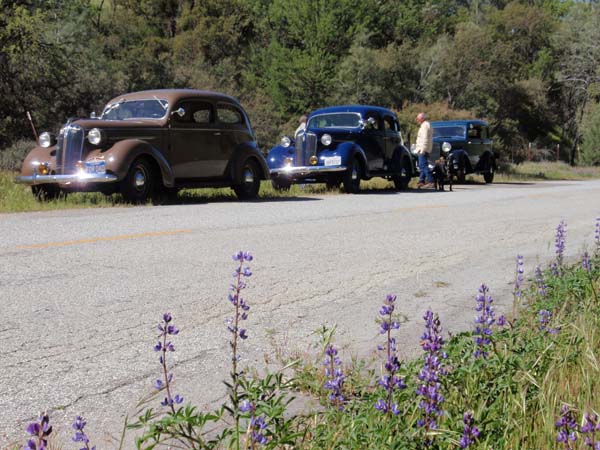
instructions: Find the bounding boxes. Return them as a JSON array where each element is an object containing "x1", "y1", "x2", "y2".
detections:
[{"x1": 1, "y1": 180, "x2": 599, "y2": 448}]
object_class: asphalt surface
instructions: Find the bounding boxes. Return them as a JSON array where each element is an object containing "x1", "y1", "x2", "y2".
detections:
[{"x1": 1, "y1": 179, "x2": 599, "y2": 448}]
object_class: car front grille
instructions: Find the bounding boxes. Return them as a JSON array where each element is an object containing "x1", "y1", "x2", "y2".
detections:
[
  {"x1": 295, "y1": 132, "x2": 317, "y2": 166},
  {"x1": 55, "y1": 124, "x2": 85, "y2": 174}
]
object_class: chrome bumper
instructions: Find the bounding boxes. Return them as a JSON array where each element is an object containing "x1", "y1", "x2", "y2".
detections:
[
  {"x1": 270, "y1": 165, "x2": 347, "y2": 177},
  {"x1": 15, "y1": 172, "x2": 118, "y2": 185}
]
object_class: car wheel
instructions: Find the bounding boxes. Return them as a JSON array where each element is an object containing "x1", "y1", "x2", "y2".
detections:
[
  {"x1": 343, "y1": 157, "x2": 362, "y2": 194},
  {"x1": 457, "y1": 157, "x2": 466, "y2": 184},
  {"x1": 234, "y1": 158, "x2": 260, "y2": 200},
  {"x1": 32, "y1": 184, "x2": 62, "y2": 201},
  {"x1": 120, "y1": 157, "x2": 155, "y2": 204},
  {"x1": 271, "y1": 179, "x2": 291, "y2": 191},
  {"x1": 483, "y1": 166, "x2": 494, "y2": 183},
  {"x1": 392, "y1": 158, "x2": 411, "y2": 191}
]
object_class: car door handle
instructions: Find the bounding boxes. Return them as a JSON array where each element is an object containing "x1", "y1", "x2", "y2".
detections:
[{"x1": 214, "y1": 132, "x2": 221, "y2": 136}]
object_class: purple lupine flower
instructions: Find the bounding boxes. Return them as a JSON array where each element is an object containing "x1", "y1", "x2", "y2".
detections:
[
  {"x1": 538, "y1": 310, "x2": 559, "y2": 335},
  {"x1": 72, "y1": 415, "x2": 96, "y2": 450},
  {"x1": 473, "y1": 284, "x2": 500, "y2": 358},
  {"x1": 239, "y1": 401, "x2": 268, "y2": 447},
  {"x1": 535, "y1": 266, "x2": 547, "y2": 297},
  {"x1": 555, "y1": 220, "x2": 567, "y2": 270},
  {"x1": 375, "y1": 294, "x2": 406, "y2": 415},
  {"x1": 416, "y1": 310, "x2": 447, "y2": 445},
  {"x1": 582, "y1": 252, "x2": 591, "y2": 273},
  {"x1": 459, "y1": 411, "x2": 480, "y2": 448},
  {"x1": 323, "y1": 344, "x2": 345, "y2": 410},
  {"x1": 595, "y1": 217, "x2": 600, "y2": 253},
  {"x1": 581, "y1": 412, "x2": 600, "y2": 449},
  {"x1": 556, "y1": 405, "x2": 578, "y2": 448},
  {"x1": 155, "y1": 313, "x2": 183, "y2": 410},
  {"x1": 24, "y1": 412, "x2": 52, "y2": 450},
  {"x1": 514, "y1": 254, "x2": 524, "y2": 300}
]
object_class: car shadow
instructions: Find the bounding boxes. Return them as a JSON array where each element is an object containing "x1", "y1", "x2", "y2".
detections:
[{"x1": 159, "y1": 192, "x2": 322, "y2": 206}]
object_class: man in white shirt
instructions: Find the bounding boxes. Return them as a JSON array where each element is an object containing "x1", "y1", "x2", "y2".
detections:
[
  {"x1": 415, "y1": 112, "x2": 433, "y2": 188},
  {"x1": 295, "y1": 114, "x2": 307, "y2": 140}
]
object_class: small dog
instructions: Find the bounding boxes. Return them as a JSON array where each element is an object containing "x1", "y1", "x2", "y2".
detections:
[{"x1": 432, "y1": 156, "x2": 453, "y2": 191}]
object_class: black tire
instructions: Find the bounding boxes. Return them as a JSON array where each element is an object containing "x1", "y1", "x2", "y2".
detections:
[
  {"x1": 233, "y1": 158, "x2": 261, "y2": 200},
  {"x1": 483, "y1": 170, "x2": 494, "y2": 183},
  {"x1": 392, "y1": 158, "x2": 411, "y2": 191},
  {"x1": 271, "y1": 179, "x2": 291, "y2": 191},
  {"x1": 343, "y1": 157, "x2": 362, "y2": 194},
  {"x1": 457, "y1": 157, "x2": 466, "y2": 184},
  {"x1": 32, "y1": 184, "x2": 62, "y2": 201},
  {"x1": 120, "y1": 157, "x2": 156, "y2": 203}
]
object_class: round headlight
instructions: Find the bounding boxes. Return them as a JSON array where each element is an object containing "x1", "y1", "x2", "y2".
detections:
[
  {"x1": 442, "y1": 142, "x2": 452, "y2": 153},
  {"x1": 88, "y1": 128, "x2": 103, "y2": 145},
  {"x1": 281, "y1": 136, "x2": 291, "y2": 148},
  {"x1": 321, "y1": 134, "x2": 332, "y2": 146},
  {"x1": 39, "y1": 132, "x2": 53, "y2": 148}
]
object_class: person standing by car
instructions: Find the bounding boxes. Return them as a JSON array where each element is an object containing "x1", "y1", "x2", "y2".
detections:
[
  {"x1": 415, "y1": 112, "x2": 434, "y2": 188},
  {"x1": 295, "y1": 114, "x2": 307, "y2": 140}
]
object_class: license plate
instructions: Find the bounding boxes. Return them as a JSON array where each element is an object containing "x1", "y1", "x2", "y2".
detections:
[
  {"x1": 323, "y1": 156, "x2": 341, "y2": 166},
  {"x1": 85, "y1": 160, "x2": 106, "y2": 175}
]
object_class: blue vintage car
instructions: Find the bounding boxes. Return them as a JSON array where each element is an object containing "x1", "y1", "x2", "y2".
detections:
[
  {"x1": 267, "y1": 105, "x2": 415, "y2": 193},
  {"x1": 429, "y1": 120, "x2": 496, "y2": 183}
]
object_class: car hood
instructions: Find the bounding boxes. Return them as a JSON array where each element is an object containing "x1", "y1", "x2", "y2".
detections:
[{"x1": 70, "y1": 118, "x2": 166, "y2": 130}]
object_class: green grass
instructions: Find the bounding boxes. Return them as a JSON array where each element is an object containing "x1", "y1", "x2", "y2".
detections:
[{"x1": 496, "y1": 161, "x2": 600, "y2": 182}]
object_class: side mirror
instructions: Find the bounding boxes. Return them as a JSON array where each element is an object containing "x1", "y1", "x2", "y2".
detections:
[{"x1": 171, "y1": 107, "x2": 185, "y2": 118}]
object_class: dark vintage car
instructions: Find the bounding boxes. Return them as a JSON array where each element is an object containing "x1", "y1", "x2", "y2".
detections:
[
  {"x1": 428, "y1": 120, "x2": 496, "y2": 183},
  {"x1": 267, "y1": 105, "x2": 415, "y2": 193},
  {"x1": 15, "y1": 89, "x2": 269, "y2": 202}
]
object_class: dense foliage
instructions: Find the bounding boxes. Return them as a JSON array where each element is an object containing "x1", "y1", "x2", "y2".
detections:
[{"x1": 1, "y1": 0, "x2": 599, "y2": 162}]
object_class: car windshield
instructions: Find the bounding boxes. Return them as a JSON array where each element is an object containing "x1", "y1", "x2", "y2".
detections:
[
  {"x1": 101, "y1": 99, "x2": 169, "y2": 120},
  {"x1": 308, "y1": 113, "x2": 361, "y2": 129},
  {"x1": 433, "y1": 126, "x2": 466, "y2": 138}
]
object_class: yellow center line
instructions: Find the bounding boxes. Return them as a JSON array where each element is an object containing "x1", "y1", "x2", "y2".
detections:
[
  {"x1": 394, "y1": 205, "x2": 448, "y2": 213},
  {"x1": 15, "y1": 229, "x2": 193, "y2": 250}
]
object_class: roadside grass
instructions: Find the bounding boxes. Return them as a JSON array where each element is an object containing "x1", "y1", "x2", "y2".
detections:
[
  {"x1": 2, "y1": 161, "x2": 600, "y2": 213},
  {"x1": 13, "y1": 219, "x2": 600, "y2": 449}
]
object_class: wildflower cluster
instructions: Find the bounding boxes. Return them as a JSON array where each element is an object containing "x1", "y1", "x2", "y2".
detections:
[
  {"x1": 323, "y1": 344, "x2": 345, "y2": 410},
  {"x1": 513, "y1": 254, "x2": 524, "y2": 316},
  {"x1": 535, "y1": 265, "x2": 547, "y2": 297},
  {"x1": 459, "y1": 411, "x2": 480, "y2": 449},
  {"x1": 552, "y1": 220, "x2": 567, "y2": 275},
  {"x1": 556, "y1": 405, "x2": 578, "y2": 448},
  {"x1": 228, "y1": 251, "x2": 253, "y2": 348},
  {"x1": 416, "y1": 310, "x2": 447, "y2": 444},
  {"x1": 581, "y1": 413, "x2": 600, "y2": 449},
  {"x1": 538, "y1": 309, "x2": 559, "y2": 335},
  {"x1": 473, "y1": 284, "x2": 504, "y2": 358},
  {"x1": 154, "y1": 313, "x2": 183, "y2": 408},
  {"x1": 72, "y1": 416, "x2": 95, "y2": 450},
  {"x1": 595, "y1": 217, "x2": 600, "y2": 253},
  {"x1": 240, "y1": 401, "x2": 268, "y2": 447},
  {"x1": 375, "y1": 294, "x2": 406, "y2": 415},
  {"x1": 582, "y1": 251, "x2": 591, "y2": 272},
  {"x1": 24, "y1": 412, "x2": 52, "y2": 450}
]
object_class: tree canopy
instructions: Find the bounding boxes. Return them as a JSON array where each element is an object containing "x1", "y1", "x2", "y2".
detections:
[{"x1": 1, "y1": 0, "x2": 599, "y2": 162}]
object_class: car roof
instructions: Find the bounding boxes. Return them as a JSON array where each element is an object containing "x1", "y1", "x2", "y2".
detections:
[
  {"x1": 106, "y1": 89, "x2": 241, "y2": 107},
  {"x1": 308, "y1": 105, "x2": 396, "y2": 118},
  {"x1": 431, "y1": 119, "x2": 489, "y2": 127}
]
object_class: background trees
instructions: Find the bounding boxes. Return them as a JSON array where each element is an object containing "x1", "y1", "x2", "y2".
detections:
[{"x1": 1, "y1": 0, "x2": 598, "y2": 163}]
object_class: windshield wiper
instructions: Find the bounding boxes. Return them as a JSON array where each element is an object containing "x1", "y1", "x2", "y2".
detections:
[{"x1": 153, "y1": 96, "x2": 168, "y2": 110}]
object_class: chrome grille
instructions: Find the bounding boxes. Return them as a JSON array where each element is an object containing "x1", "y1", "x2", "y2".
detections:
[
  {"x1": 303, "y1": 132, "x2": 317, "y2": 165},
  {"x1": 55, "y1": 124, "x2": 85, "y2": 174}
]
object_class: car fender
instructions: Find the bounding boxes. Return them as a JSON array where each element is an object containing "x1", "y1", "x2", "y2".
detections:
[
  {"x1": 100, "y1": 139, "x2": 175, "y2": 187},
  {"x1": 228, "y1": 142, "x2": 270, "y2": 181},
  {"x1": 450, "y1": 149, "x2": 473, "y2": 173},
  {"x1": 267, "y1": 144, "x2": 296, "y2": 169},
  {"x1": 336, "y1": 142, "x2": 368, "y2": 174},
  {"x1": 19, "y1": 145, "x2": 56, "y2": 177}
]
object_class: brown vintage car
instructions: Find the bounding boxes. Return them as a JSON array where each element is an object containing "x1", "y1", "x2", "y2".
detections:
[{"x1": 15, "y1": 89, "x2": 269, "y2": 202}]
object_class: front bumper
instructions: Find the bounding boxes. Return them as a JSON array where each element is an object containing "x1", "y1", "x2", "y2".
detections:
[
  {"x1": 270, "y1": 165, "x2": 347, "y2": 178},
  {"x1": 15, "y1": 172, "x2": 118, "y2": 185}
]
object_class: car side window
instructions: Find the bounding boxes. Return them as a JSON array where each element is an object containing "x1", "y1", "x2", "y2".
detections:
[
  {"x1": 481, "y1": 126, "x2": 489, "y2": 139},
  {"x1": 383, "y1": 115, "x2": 398, "y2": 133},
  {"x1": 468, "y1": 124, "x2": 482, "y2": 139},
  {"x1": 217, "y1": 104, "x2": 244, "y2": 125},
  {"x1": 172, "y1": 101, "x2": 213, "y2": 126},
  {"x1": 365, "y1": 113, "x2": 381, "y2": 130}
]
